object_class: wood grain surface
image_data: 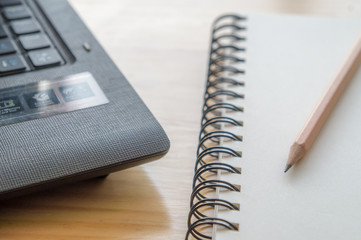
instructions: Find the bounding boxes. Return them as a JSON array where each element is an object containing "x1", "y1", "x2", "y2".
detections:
[{"x1": 1, "y1": 0, "x2": 360, "y2": 239}]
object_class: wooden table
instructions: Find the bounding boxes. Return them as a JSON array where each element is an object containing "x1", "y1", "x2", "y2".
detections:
[{"x1": 1, "y1": 1, "x2": 360, "y2": 239}]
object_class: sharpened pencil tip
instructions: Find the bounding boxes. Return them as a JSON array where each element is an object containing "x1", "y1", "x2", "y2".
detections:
[{"x1": 284, "y1": 164, "x2": 292, "y2": 173}]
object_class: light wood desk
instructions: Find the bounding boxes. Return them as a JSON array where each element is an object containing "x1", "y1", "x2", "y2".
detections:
[{"x1": 1, "y1": 1, "x2": 360, "y2": 239}]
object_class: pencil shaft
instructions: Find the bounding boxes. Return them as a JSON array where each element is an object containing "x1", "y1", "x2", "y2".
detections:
[{"x1": 287, "y1": 33, "x2": 361, "y2": 168}]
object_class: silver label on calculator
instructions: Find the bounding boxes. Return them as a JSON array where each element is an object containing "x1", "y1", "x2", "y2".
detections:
[{"x1": 0, "y1": 72, "x2": 109, "y2": 126}]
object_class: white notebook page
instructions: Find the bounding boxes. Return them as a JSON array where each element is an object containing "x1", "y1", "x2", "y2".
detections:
[{"x1": 215, "y1": 14, "x2": 361, "y2": 240}]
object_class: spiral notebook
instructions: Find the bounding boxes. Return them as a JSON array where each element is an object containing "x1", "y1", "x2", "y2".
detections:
[{"x1": 186, "y1": 14, "x2": 361, "y2": 240}]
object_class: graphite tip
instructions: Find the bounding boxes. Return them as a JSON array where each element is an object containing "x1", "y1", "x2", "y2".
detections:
[{"x1": 284, "y1": 164, "x2": 292, "y2": 173}]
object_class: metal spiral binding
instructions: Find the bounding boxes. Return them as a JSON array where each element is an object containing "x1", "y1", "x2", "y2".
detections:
[{"x1": 186, "y1": 14, "x2": 246, "y2": 240}]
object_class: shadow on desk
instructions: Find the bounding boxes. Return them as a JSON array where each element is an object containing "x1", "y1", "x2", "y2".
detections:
[{"x1": 0, "y1": 167, "x2": 169, "y2": 240}]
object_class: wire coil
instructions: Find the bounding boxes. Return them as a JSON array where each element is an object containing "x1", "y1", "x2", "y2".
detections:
[{"x1": 186, "y1": 14, "x2": 246, "y2": 240}]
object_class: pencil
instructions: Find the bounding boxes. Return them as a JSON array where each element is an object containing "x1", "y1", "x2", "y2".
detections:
[{"x1": 285, "y1": 33, "x2": 361, "y2": 173}]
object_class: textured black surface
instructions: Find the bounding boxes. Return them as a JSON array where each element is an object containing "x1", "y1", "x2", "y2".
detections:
[{"x1": 0, "y1": 0, "x2": 170, "y2": 198}]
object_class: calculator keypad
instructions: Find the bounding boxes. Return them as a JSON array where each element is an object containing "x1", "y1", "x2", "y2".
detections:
[{"x1": 0, "y1": 0, "x2": 64, "y2": 76}]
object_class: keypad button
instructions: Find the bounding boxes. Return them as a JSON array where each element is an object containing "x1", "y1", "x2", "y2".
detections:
[
  {"x1": 10, "y1": 19, "x2": 41, "y2": 35},
  {"x1": 0, "y1": 25, "x2": 7, "y2": 38},
  {"x1": 28, "y1": 48, "x2": 61, "y2": 68},
  {"x1": 0, "y1": 0, "x2": 21, "y2": 7},
  {"x1": 3, "y1": 5, "x2": 31, "y2": 20},
  {"x1": 0, "y1": 54, "x2": 26, "y2": 73},
  {"x1": 19, "y1": 33, "x2": 51, "y2": 50},
  {"x1": 0, "y1": 39, "x2": 16, "y2": 55}
]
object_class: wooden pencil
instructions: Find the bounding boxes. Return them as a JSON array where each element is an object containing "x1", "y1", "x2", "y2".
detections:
[{"x1": 285, "y1": 33, "x2": 361, "y2": 173}]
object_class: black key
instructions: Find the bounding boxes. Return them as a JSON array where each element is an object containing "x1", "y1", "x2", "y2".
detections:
[
  {"x1": 0, "y1": 0, "x2": 21, "y2": 7},
  {"x1": 0, "y1": 25, "x2": 7, "y2": 38},
  {"x1": 0, "y1": 54, "x2": 26, "y2": 73},
  {"x1": 28, "y1": 48, "x2": 61, "y2": 68},
  {"x1": 19, "y1": 33, "x2": 51, "y2": 50},
  {"x1": 0, "y1": 39, "x2": 16, "y2": 55},
  {"x1": 10, "y1": 19, "x2": 40, "y2": 35},
  {"x1": 3, "y1": 5, "x2": 31, "y2": 20}
]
